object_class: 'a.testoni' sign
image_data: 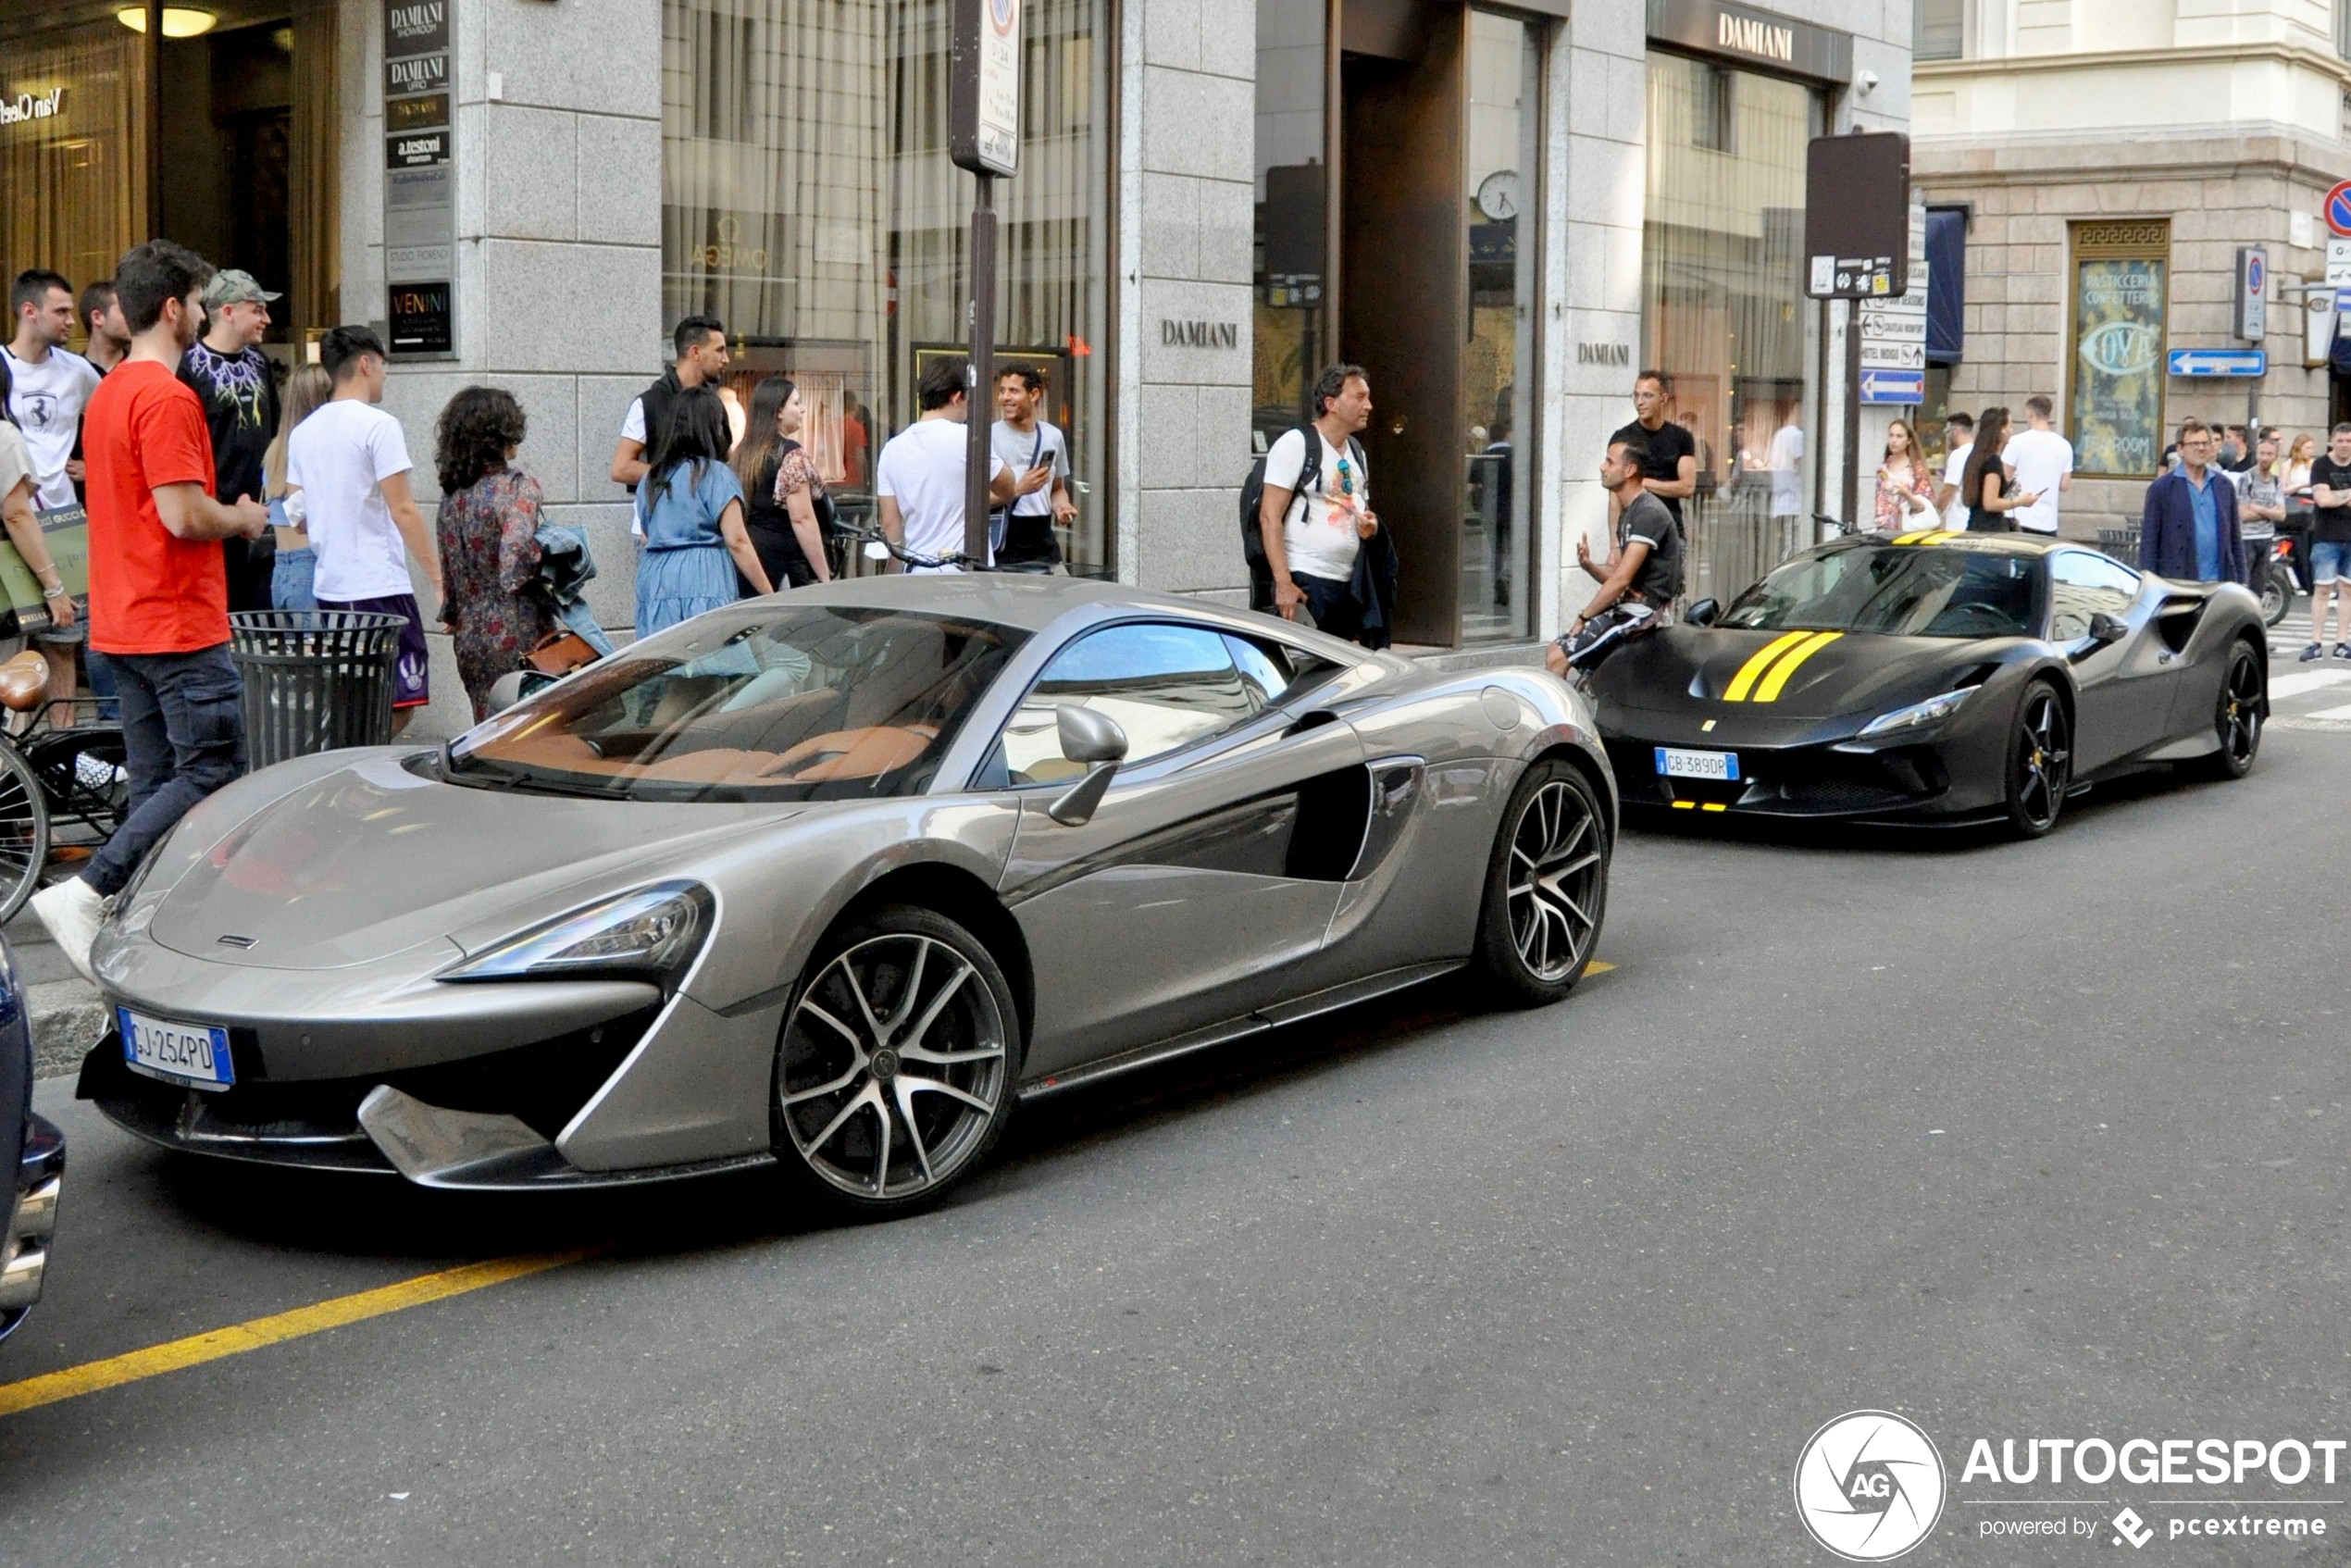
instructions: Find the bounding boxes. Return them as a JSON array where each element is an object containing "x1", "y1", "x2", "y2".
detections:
[
  {"x1": 0, "y1": 89, "x2": 64, "y2": 129},
  {"x1": 1645, "y1": 0, "x2": 1853, "y2": 84},
  {"x1": 384, "y1": 0, "x2": 454, "y2": 357}
]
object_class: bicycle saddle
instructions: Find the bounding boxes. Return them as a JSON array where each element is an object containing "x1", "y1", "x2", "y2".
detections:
[{"x1": 0, "y1": 651, "x2": 46, "y2": 714}]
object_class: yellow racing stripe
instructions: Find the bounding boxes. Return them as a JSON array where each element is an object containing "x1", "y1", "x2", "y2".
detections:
[
  {"x1": 1723, "y1": 630, "x2": 1814, "y2": 702},
  {"x1": 1752, "y1": 630, "x2": 1844, "y2": 703}
]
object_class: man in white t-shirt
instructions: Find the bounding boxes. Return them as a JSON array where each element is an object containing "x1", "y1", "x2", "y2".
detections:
[
  {"x1": 1934, "y1": 412, "x2": 1974, "y2": 529},
  {"x1": 1257, "y1": 364, "x2": 1379, "y2": 640},
  {"x1": 285, "y1": 326, "x2": 441, "y2": 732},
  {"x1": 874, "y1": 356, "x2": 1015, "y2": 572},
  {"x1": 1765, "y1": 421, "x2": 1805, "y2": 520},
  {"x1": 2001, "y1": 396, "x2": 2072, "y2": 535},
  {"x1": 5, "y1": 268, "x2": 101, "y2": 510}
]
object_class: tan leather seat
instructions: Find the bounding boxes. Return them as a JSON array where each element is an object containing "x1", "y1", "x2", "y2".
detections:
[{"x1": 0, "y1": 651, "x2": 48, "y2": 715}]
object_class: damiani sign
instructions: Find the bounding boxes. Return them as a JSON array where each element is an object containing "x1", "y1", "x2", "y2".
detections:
[{"x1": 1719, "y1": 13, "x2": 1793, "y2": 62}]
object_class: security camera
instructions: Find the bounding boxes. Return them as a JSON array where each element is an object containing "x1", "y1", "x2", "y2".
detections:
[{"x1": 1858, "y1": 69, "x2": 1880, "y2": 94}]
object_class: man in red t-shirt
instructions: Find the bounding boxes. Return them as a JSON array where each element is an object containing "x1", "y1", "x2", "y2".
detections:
[{"x1": 30, "y1": 240, "x2": 267, "y2": 981}]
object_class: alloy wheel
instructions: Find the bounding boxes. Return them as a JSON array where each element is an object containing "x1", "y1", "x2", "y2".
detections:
[
  {"x1": 2220, "y1": 647, "x2": 2261, "y2": 766},
  {"x1": 2013, "y1": 688, "x2": 2071, "y2": 832},
  {"x1": 777, "y1": 931, "x2": 1009, "y2": 1201},
  {"x1": 1504, "y1": 779, "x2": 1604, "y2": 984}
]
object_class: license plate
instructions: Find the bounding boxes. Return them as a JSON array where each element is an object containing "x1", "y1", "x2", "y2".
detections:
[
  {"x1": 1655, "y1": 747, "x2": 1740, "y2": 781},
  {"x1": 118, "y1": 1007, "x2": 234, "y2": 1091}
]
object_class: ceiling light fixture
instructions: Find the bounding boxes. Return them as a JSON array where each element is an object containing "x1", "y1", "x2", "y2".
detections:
[{"x1": 116, "y1": 7, "x2": 219, "y2": 38}]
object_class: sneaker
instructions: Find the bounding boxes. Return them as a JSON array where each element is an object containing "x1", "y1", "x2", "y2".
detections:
[
  {"x1": 2335, "y1": 643, "x2": 2351, "y2": 660},
  {"x1": 2303, "y1": 642, "x2": 2325, "y2": 662},
  {"x1": 30, "y1": 877, "x2": 108, "y2": 987}
]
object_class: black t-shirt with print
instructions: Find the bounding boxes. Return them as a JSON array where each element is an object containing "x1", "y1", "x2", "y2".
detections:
[
  {"x1": 179, "y1": 342, "x2": 280, "y2": 507},
  {"x1": 2311, "y1": 456, "x2": 2351, "y2": 544},
  {"x1": 1611, "y1": 418, "x2": 1696, "y2": 525},
  {"x1": 1618, "y1": 490, "x2": 1683, "y2": 604}
]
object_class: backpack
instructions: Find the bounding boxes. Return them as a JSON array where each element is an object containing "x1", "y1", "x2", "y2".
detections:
[{"x1": 1240, "y1": 427, "x2": 1363, "y2": 606}]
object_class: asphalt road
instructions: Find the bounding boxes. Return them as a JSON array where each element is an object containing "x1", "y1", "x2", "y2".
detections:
[{"x1": 3, "y1": 694, "x2": 2347, "y2": 1564}]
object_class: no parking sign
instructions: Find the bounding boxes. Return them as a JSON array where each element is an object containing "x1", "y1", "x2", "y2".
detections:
[{"x1": 2326, "y1": 180, "x2": 2351, "y2": 238}]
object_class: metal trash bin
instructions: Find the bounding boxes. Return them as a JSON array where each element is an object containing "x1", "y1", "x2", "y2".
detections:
[
  {"x1": 227, "y1": 610, "x2": 407, "y2": 768},
  {"x1": 2095, "y1": 526, "x2": 2141, "y2": 565}
]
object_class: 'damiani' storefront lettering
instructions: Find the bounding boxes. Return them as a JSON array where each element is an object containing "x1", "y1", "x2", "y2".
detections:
[
  {"x1": 1718, "y1": 13, "x2": 1795, "y2": 63},
  {"x1": 0, "y1": 89, "x2": 65, "y2": 129}
]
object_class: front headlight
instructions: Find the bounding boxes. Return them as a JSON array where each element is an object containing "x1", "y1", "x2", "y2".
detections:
[
  {"x1": 1858, "y1": 688, "x2": 1976, "y2": 738},
  {"x1": 442, "y1": 881, "x2": 714, "y2": 986}
]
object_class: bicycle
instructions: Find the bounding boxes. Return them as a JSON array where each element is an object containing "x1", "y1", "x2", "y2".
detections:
[{"x1": 0, "y1": 651, "x2": 131, "y2": 922}]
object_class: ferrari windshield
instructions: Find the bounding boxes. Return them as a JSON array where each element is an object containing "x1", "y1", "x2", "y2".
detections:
[
  {"x1": 1719, "y1": 545, "x2": 2037, "y2": 639},
  {"x1": 445, "y1": 605, "x2": 1026, "y2": 801}
]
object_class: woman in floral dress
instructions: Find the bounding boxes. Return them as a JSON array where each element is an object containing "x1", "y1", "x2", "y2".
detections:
[{"x1": 433, "y1": 387, "x2": 554, "y2": 720}]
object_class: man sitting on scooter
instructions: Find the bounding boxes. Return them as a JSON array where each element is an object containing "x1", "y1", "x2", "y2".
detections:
[{"x1": 1546, "y1": 432, "x2": 1684, "y2": 678}]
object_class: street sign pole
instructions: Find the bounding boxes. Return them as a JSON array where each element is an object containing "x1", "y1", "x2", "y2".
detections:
[
  {"x1": 1804, "y1": 131, "x2": 1911, "y2": 535},
  {"x1": 951, "y1": 0, "x2": 1022, "y2": 564}
]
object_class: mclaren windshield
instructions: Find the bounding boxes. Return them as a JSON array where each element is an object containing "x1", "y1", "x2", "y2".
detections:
[
  {"x1": 1719, "y1": 545, "x2": 2038, "y2": 640},
  {"x1": 445, "y1": 605, "x2": 1027, "y2": 801}
]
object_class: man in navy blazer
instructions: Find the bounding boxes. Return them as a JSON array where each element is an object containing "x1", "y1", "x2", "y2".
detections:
[{"x1": 2140, "y1": 419, "x2": 2244, "y2": 584}]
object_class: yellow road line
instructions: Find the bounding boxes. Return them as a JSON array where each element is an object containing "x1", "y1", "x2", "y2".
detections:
[
  {"x1": 1582, "y1": 960, "x2": 1615, "y2": 977},
  {"x1": 1753, "y1": 630, "x2": 1843, "y2": 703},
  {"x1": 0, "y1": 1248, "x2": 595, "y2": 1418},
  {"x1": 1724, "y1": 631, "x2": 1813, "y2": 703}
]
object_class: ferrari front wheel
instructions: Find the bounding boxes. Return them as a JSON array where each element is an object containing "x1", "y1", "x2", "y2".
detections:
[
  {"x1": 2003, "y1": 680, "x2": 2071, "y2": 840},
  {"x1": 772, "y1": 904, "x2": 1022, "y2": 1220},
  {"x1": 1473, "y1": 760, "x2": 1609, "y2": 1007}
]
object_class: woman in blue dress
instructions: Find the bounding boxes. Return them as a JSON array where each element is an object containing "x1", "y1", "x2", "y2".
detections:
[{"x1": 633, "y1": 387, "x2": 774, "y2": 636}]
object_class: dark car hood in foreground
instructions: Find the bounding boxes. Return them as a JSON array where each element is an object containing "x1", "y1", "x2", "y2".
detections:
[
  {"x1": 148, "y1": 754, "x2": 800, "y2": 970},
  {"x1": 1592, "y1": 626, "x2": 2013, "y2": 724}
]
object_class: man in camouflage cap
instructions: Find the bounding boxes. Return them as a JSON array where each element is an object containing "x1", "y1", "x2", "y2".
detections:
[{"x1": 179, "y1": 268, "x2": 282, "y2": 611}]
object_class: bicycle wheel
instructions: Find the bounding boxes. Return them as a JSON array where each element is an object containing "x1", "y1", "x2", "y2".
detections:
[{"x1": 0, "y1": 741, "x2": 51, "y2": 923}]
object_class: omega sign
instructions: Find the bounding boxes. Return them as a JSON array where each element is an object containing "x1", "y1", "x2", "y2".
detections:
[
  {"x1": 1161, "y1": 318, "x2": 1238, "y2": 349},
  {"x1": 0, "y1": 89, "x2": 64, "y2": 129}
]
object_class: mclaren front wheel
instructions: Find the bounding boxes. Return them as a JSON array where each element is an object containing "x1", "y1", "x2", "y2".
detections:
[{"x1": 771, "y1": 903, "x2": 1022, "y2": 1221}]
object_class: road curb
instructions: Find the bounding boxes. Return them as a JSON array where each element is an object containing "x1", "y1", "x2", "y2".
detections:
[{"x1": 30, "y1": 977, "x2": 102, "y2": 1080}]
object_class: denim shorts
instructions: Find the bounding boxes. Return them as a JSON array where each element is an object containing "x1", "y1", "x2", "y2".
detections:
[{"x1": 2313, "y1": 541, "x2": 2351, "y2": 584}]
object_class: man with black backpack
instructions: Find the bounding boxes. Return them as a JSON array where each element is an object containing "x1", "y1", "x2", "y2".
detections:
[
  {"x1": 1245, "y1": 363, "x2": 1383, "y2": 641},
  {"x1": 1546, "y1": 430, "x2": 1684, "y2": 678}
]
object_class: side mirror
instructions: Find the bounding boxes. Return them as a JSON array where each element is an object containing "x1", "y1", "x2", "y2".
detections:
[
  {"x1": 483, "y1": 670, "x2": 536, "y2": 716},
  {"x1": 862, "y1": 540, "x2": 891, "y2": 562},
  {"x1": 1685, "y1": 597, "x2": 1721, "y2": 628},
  {"x1": 2087, "y1": 612, "x2": 2127, "y2": 645},
  {"x1": 1047, "y1": 704, "x2": 1128, "y2": 826}
]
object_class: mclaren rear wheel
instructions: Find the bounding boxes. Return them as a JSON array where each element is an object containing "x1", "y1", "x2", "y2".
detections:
[
  {"x1": 2002, "y1": 680, "x2": 2071, "y2": 840},
  {"x1": 2193, "y1": 638, "x2": 2263, "y2": 782},
  {"x1": 772, "y1": 903, "x2": 1022, "y2": 1220},
  {"x1": 1473, "y1": 759, "x2": 1609, "y2": 1007}
]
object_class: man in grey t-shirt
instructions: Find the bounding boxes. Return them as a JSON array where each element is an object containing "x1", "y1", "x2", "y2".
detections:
[
  {"x1": 989, "y1": 366, "x2": 1073, "y2": 566},
  {"x1": 1548, "y1": 431, "x2": 1682, "y2": 677}
]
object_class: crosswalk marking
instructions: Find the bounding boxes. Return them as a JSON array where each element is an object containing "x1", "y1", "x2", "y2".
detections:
[{"x1": 2264, "y1": 668, "x2": 2351, "y2": 700}]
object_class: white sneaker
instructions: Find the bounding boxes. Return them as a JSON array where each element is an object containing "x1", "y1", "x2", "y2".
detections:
[{"x1": 30, "y1": 877, "x2": 108, "y2": 987}]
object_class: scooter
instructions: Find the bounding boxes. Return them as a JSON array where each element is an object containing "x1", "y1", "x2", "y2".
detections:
[{"x1": 2254, "y1": 536, "x2": 2299, "y2": 628}]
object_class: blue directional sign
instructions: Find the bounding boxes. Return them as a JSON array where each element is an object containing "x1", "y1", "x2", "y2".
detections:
[
  {"x1": 2167, "y1": 348, "x2": 2266, "y2": 378},
  {"x1": 1858, "y1": 367, "x2": 1923, "y2": 404}
]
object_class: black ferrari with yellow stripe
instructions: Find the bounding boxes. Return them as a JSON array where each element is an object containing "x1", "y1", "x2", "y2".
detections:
[{"x1": 1586, "y1": 531, "x2": 2268, "y2": 836}]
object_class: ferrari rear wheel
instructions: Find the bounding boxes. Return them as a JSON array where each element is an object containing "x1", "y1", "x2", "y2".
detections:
[
  {"x1": 2003, "y1": 680, "x2": 2071, "y2": 840},
  {"x1": 1473, "y1": 760, "x2": 1609, "y2": 1007},
  {"x1": 772, "y1": 904, "x2": 1022, "y2": 1219},
  {"x1": 2194, "y1": 639, "x2": 2263, "y2": 781}
]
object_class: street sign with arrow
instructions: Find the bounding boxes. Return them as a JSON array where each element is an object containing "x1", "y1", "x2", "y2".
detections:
[{"x1": 2166, "y1": 347, "x2": 2266, "y2": 378}]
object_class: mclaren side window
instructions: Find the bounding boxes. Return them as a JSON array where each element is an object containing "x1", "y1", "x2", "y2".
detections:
[
  {"x1": 991, "y1": 623, "x2": 1263, "y2": 786},
  {"x1": 1223, "y1": 632, "x2": 1348, "y2": 706},
  {"x1": 2047, "y1": 550, "x2": 2143, "y2": 641},
  {"x1": 1720, "y1": 545, "x2": 2038, "y2": 639},
  {"x1": 442, "y1": 605, "x2": 1027, "y2": 802}
]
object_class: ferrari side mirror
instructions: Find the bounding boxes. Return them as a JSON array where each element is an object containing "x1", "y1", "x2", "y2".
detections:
[
  {"x1": 2087, "y1": 612, "x2": 2127, "y2": 645},
  {"x1": 1048, "y1": 705, "x2": 1128, "y2": 827},
  {"x1": 1685, "y1": 598, "x2": 1721, "y2": 628}
]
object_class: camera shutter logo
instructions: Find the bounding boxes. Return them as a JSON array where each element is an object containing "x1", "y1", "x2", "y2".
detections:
[{"x1": 1794, "y1": 1411, "x2": 1946, "y2": 1562}]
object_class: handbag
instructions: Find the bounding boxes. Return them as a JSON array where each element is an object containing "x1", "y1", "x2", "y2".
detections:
[{"x1": 525, "y1": 629, "x2": 599, "y2": 675}]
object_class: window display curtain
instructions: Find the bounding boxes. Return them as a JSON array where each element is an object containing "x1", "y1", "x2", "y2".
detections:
[
  {"x1": 288, "y1": 5, "x2": 341, "y2": 335},
  {"x1": 0, "y1": 20, "x2": 147, "y2": 312}
]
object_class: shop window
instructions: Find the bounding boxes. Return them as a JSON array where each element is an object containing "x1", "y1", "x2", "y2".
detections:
[
  {"x1": 1640, "y1": 54, "x2": 1822, "y2": 606},
  {"x1": 1253, "y1": 0, "x2": 1329, "y2": 446},
  {"x1": 664, "y1": 0, "x2": 1113, "y2": 574},
  {"x1": 2067, "y1": 220, "x2": 2169, "y2": 479}
]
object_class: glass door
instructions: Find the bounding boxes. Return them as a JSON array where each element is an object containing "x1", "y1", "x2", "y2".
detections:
[{"x1": 1460, "y1": 10, "x2": 1538, "y2": 641}]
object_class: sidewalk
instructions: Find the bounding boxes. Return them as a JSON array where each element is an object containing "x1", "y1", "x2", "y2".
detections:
[{"x1": 10, "y1": 896, "x2": 105, "y2": 1080}]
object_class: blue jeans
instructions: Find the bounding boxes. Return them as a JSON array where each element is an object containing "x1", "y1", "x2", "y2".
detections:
[
  {"x1": 271, "y1": 545, "x2": 318, "y2": 611},
  {"x1": 1293, "y1": 572, "x2": 1362, "y2": 641},
  {"x1": 83, "y1": 645, "x2": 246, "y2": 897}
]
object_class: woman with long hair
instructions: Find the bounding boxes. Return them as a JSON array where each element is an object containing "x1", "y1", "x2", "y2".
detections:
[
  {"x1": 1964, "y1": 406, "x2": 2038, "y2": 531},
  {"x1": 633, "y1": 386, "x2": 773, "y2": 636},
  {"x1": 1872, "y1": 418, "x2": 1937, "y2": 531},
  {"x1": 728, "y1": 375, "x2": 835, "y2": 592},
  {"x1": 432, "y1": 386, "x2": 554, "y2": 720},
  {"x1": 262, "y1": 363, "x2": 333, "y2": 611}
]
